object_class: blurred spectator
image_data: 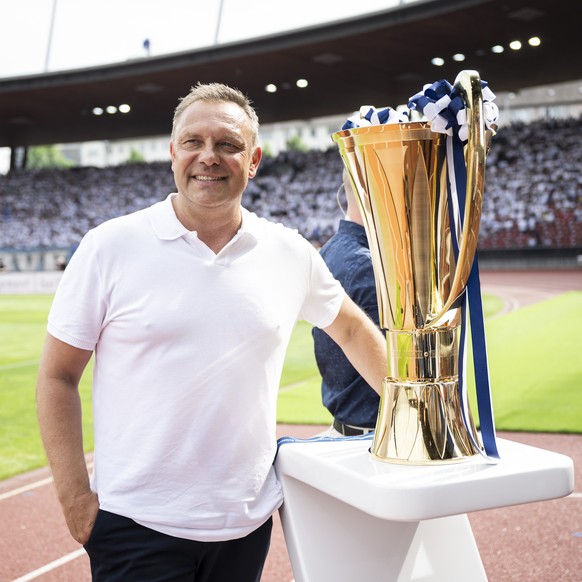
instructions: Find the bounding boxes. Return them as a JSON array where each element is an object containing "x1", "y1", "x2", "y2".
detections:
[
  {"x1": 480, "y1": 116, "x2": 582, "y2": 249},
  {"x1": 0, "y1": 117, "x2": 580, "y2": 251}
]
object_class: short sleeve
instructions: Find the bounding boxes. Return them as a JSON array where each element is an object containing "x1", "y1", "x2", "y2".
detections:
[
  {"x1": 300, "y1": 243, "x2": 345, "y2": 329},
  {"x1": 47, "y1": 231, "x2": 107, "y2": 351}
]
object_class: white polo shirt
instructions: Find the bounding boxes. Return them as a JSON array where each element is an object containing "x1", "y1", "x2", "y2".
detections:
[{"x1": 48, "y1": 193, "x2": 344, "y2": 541}]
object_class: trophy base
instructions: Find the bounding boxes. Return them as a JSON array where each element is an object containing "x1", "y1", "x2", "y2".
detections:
[{"x1": 371, "y1": 378, "x2": 482, "y2": 465}]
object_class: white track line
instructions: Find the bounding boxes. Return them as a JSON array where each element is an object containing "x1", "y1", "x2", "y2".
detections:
[
  {"x1": 0, "y1": 476, "x2": 54, "y2": 501},
  {"x1": 10, "y1": 548, "x2": 86, "y2": 582},
  {"x1": 0, "y1": 359, "x2": 39, "y2": 371},
  {"x1": 481, "y1": 286, "x2": 521, "y2": 317},
  {"x1": 0, "y1": 462, "x2": 93, "y2": 501}
]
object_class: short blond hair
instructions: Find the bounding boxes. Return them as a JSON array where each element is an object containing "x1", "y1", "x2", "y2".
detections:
[{"x1": 171, "y1": 82, "x2": 260, "y2": 147}]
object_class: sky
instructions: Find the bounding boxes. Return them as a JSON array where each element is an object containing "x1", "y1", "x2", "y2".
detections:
[{"x1": 0, "y1": 0, "x2": 407, "y2": 78}]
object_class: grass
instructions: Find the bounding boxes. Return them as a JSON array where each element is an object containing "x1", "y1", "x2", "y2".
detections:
[
  {"x1": 476, "y1": 291, "x2": 582, "y2": 432},
  {"x1": 0, "y1": 290, "x2": 580, "y2": 480},
  {"x1": 0, "y1": 295, "x2": 94, "y2": 480}
]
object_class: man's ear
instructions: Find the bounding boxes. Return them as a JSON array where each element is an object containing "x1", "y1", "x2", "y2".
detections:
[
  {"x1": 169, "y1": 140, "x2": 176, "y2": 171},
  {"x1": 248, "y1": 146, "x2": 262, "y2": 178}
]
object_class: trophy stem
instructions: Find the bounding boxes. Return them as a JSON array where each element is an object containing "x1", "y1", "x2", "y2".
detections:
[
  {"x1": 386, "y1": 328, "x2": 459, "y2": 382},
  {"x1": 371, "y1": 326, "x2": 481, "y2": 464}
]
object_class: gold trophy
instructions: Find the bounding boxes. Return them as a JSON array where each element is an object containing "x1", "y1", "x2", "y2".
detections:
[{"x1": 333, "y1": 70, "x2": 494, "y2": 464}]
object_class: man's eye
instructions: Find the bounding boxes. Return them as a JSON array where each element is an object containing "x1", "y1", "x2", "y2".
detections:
[{"x1": 221, "y1": 142, "x2": 241, "y2": 150}]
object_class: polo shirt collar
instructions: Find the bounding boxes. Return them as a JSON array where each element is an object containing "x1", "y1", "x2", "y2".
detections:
[
  {"x1": 149, "y1": 193, "x2": 260, "y2": 243},
  {"x1": 337, "y1": 218, "x2": 369, "y2": 248}
]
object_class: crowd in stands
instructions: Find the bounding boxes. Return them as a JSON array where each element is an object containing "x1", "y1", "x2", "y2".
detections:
[
  {"x1": 479, "y1": 116, "x2": 582, "y2": 250},
  {"x1": 0, "y1": 117, "x2": 580, "y2": 254}
]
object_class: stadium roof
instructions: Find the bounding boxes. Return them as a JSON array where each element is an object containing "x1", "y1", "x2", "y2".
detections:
[{"x1": 0, "y1": 0, "x2": 578, "y2": 148}]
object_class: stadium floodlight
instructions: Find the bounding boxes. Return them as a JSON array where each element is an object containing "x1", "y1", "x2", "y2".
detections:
[
  {"x1": 119, "y1": 104, "x2": 131, "y2": 113},
  {"x1": 528, "y1": 37, "x2": 541, "y2": 47},
  {"x1": 491, "y1": 45, "x2": 504, "y2": 54},
  {"x1": 509, "y1": 40, "x2": 522, "y2": 50},
  {"x1": 296, "y1": 79, "x2": 308, "y2": 88},
  {"x1": 431, "y1": 57, "x2": 445, "y2": 66},
  {"x1": 106, "y1": 106, "x2": 117, "y2": 114},
  {"x1": 265, "y1": 84, "x2": 277, "y2": 93},
  {"x1": 453, "y1": 53, "x2": 465, "y2": 62},
  {"x1": 92, "y1": 107, "x2": 104, "y2": 116}
]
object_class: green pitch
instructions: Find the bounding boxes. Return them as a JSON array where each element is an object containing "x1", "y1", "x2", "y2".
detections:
[{"x1": 0, "y1": 291, "x2": 580, "y2": 480}]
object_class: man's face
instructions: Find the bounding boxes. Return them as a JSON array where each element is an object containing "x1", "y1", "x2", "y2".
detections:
[{"x1": 170, "y1": 100, "x2": 261, "y2": 213}]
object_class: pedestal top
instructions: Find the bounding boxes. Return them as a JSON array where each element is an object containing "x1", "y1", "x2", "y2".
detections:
[{"x1": 274, "y1": 437, "x2": 574, "y2": 522}]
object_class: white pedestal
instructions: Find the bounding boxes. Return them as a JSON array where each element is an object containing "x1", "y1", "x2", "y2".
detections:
[{"x1": 275, "y1": 437, "x2": 574, "y2": 582}]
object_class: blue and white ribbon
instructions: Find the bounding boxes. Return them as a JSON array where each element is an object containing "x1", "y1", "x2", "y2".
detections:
[
  {"x1": 342, "y1": 105, "x2": 409, "y2": 130},
  {"x1": 408, "y1": 78, "x2": 499, "y2": 460},
  {"x1": 408, "y1": 79, "x2": 499, "y2": 142},
  {"x1": 274, "y1": 433, "x2": 374, "y2": 462}
]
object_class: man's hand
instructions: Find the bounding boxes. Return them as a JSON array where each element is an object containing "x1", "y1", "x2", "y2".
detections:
[{"x1": 62, "y1": 489, "x2": 100, "y2": 545}]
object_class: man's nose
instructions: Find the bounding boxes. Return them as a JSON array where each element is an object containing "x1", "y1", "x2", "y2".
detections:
[{"x1": 198, "y1": 145, "x2": 220, "y2": 165}]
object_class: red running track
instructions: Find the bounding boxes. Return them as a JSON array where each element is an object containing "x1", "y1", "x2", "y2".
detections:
[{"x1": 1, "y1": 270, "x2": 581, "y2": 581}]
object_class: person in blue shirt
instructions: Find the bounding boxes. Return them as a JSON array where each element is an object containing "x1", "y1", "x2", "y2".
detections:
[{"x1": 313, "y1": 170, "x2": 382, "y2": 436}]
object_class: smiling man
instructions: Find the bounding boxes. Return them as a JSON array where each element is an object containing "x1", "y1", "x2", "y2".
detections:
[
  {"x1": 36, "y1": 82, "x2": 387, "y2": 581},
  {"x1": 169, "y1": 86, "x2": 262, "y2": 252}
]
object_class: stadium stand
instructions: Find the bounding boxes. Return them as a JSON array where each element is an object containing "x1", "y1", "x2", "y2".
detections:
[
  {"x1": 480, "y1": 116, "x2": 582, "y2": 250},
  {"x1": 0, "y1": 117, "x2": 580, "y2": 260}
]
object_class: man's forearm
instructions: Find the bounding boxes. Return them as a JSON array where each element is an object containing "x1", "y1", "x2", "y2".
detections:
[
  {"x1": 323, "y1": 296, "x2": 387, "y2": 395},
  {"x1": 37, "y1": 376, "x2": 99, "y2": 544},
  {"x1": 37, "y1": 377, "x2": 90, "y2": 503},
  {"x1": 36, "y1": 334, "x2": 98, "y2": 544},
  {"x1": 340, "y1": 316, "x2": 387, "y2": 395}
]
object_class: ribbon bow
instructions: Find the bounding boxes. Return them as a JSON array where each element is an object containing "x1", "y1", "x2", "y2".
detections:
[
  {"x1": 341, "y1": 105, "x2": 409, "y2": 130},
  {"x1": 408, "y1": 79, "x2": 499, "y2": 142}
]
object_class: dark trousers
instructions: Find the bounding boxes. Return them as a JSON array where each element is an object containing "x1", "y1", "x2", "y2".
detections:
[{"x1": 84, "y1": 510, "x2": 273, "y2": 582}]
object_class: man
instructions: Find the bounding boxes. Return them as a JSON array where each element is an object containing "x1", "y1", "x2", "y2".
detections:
[
  {"x1": 36, "y1": 82, "x2": 387, "y2": 581},
  {"x1": 313, "y1": 170, "x2": 382, "y2": 436}
]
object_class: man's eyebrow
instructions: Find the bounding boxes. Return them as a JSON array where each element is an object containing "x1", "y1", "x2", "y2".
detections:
[
  {"x1": 179, "y1": 129, "x2": 244, "y2": 142},
  {"x1": 179, "y1": 128, "x2": 201, "y2": 138}
]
